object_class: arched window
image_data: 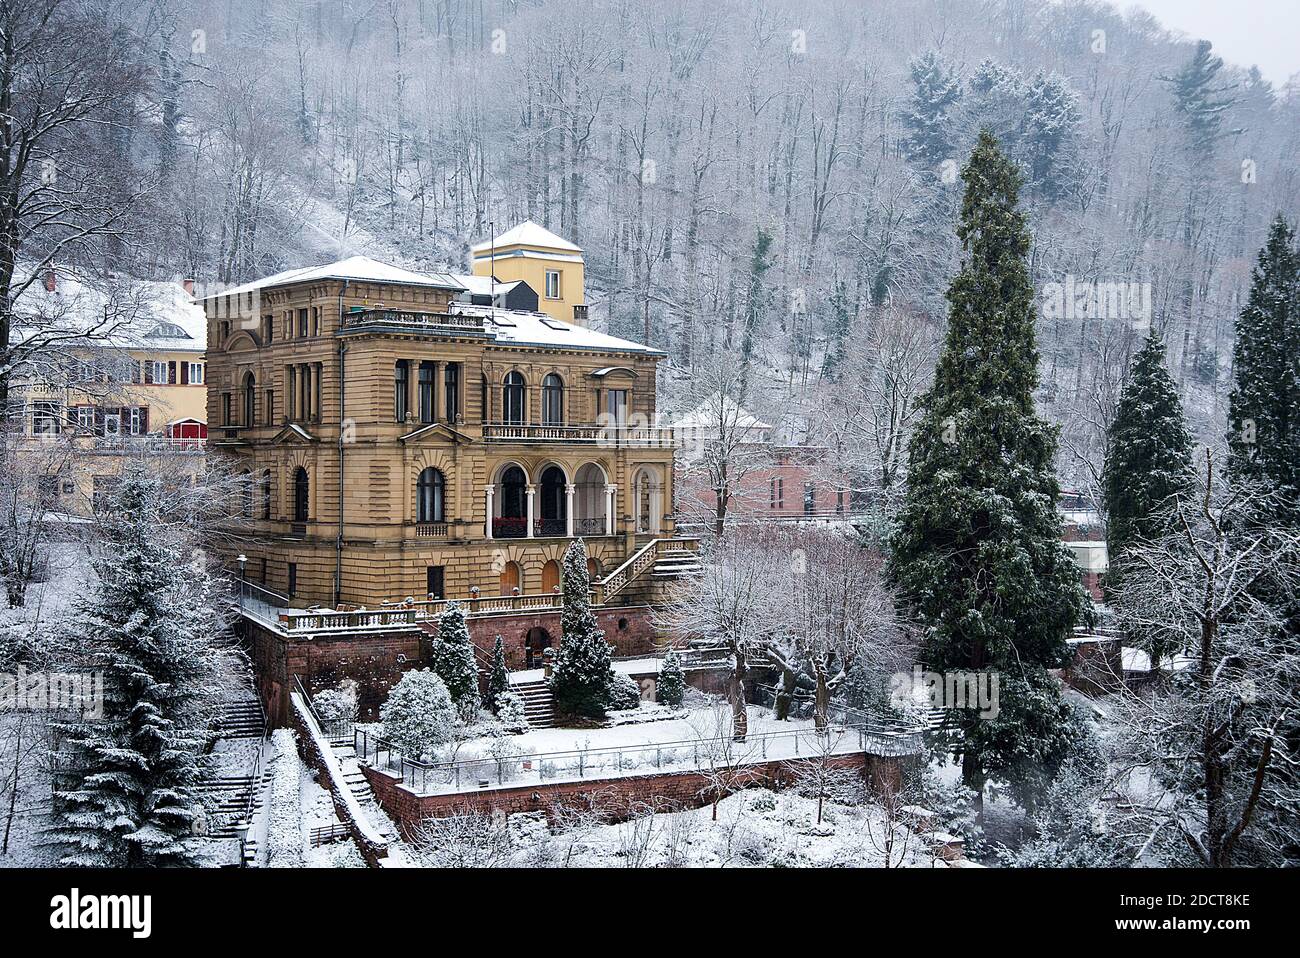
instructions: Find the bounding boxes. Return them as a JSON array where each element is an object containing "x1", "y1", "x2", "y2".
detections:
[
  {"x1": 539, "y1": 466, "x2": 566, "y2": 535},
  {"x1": 418, "y1": 362, "x2": 436, "y2": 423},
  {"x1": 499, "y1": 560, "x2": 521, "y2": 596},
  {"x1": 495, "y1": 465, "x2": 526, "y2": 538},
  {"x1": 541, "y1": 374, "x2": 564, "y2": 426},
  {"x1": 416, "y1": 467, "x2": 445, "y2": 523},
  {"x1": 293, "y1": 467, "x2": 309, "y2": 522},
  {"x1": 502, "y1": 372, "x2": 525, "y2": 424},
  {"x1": 394, "y1": 361, "x2": 409, "y2": 422},
  {"x1": 260, "y1": 470, "x2": 272, "y2": 520},
  {"x1": 542, "y1": 559, "x2": 561, "y2": 593},
  {"x1": 242, "y1": 372, "x2": 256, "y2": 426}
]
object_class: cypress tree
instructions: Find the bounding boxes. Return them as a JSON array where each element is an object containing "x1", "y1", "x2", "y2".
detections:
[
  {"x1": 1227, "y1": 215, "x2": 1300, "y2": 518},
  {"x1": 486, "y1": 634, "x2": 509, "y2": 713},
  {"x1": 888, "y1": 131, "x2": 1091, "y2": 813},
  {"x1": 1103, "y1": 332, "x2": 1193, "y2": 599},
  {"x1": 431, "y1": 601, "x2": 481, "y2": 715},
  {"x1": 550, "y1": 538, "x2": 612, "y2": 719}
]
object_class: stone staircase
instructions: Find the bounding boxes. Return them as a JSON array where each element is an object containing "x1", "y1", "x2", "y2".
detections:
[
  {"x1": 600, "y1": 536, "x2": 702, "y2": 606},
  {"x1": 649, "y1": 544, "x2": 704, "y2": 580},
  {"x1": 216, "y1": 698, "x2": 266, "y2": 739},
  {"x1": 203, "y1": 767, "x2": 272, "y2": 839},
  {"x1": 510, "y1": 678, "x2": 556, "y2": 728}
]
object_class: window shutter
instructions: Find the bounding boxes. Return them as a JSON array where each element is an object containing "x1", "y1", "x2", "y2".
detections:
[
  {"x1": 144, "y1": 362, "x2": 154, "y2": 385},
  {"x1": 168, "y1": 361, "x2": 177, "y2": 384},
  {"x1": 180, "y1": 362, "x2": 189, "y2": 385},
  {"x1": 140, "y1": 407, "x2": 149, "y2": 434}
]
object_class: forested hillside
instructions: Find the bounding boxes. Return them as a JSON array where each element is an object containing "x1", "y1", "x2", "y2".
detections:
[{"x1": 13, "y1": 0, "x2": 1300, "y2": 495}]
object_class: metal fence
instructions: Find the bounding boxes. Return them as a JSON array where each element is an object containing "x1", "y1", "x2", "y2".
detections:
[{"x1": 354, "y1": 717, "x2": 921, "y2": 798}]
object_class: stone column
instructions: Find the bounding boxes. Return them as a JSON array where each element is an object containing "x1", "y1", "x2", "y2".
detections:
[
  {"x1": 650, "y1": 482, "x2": 663, "y2": 535},
  {"x1": 525, "y1": 484, "x2": 536, "y2": 538},
  {"x1": 565, "y1": 483, "x2": 575, "y2": 538},
  {"x1": 604, "y1": 484, "x2": 617, "y2": 537},
  {"x1": 484, "y1": 484, "x2": 495, "y2": 540}
]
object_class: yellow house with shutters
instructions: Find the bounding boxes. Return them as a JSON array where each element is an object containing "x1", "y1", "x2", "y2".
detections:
[
  {"x1": 471, "y1": 221, "x2": 588, "y2": 326},
  {"x1": 12, "y1": 268, "x2": 208, "y2": 516}
]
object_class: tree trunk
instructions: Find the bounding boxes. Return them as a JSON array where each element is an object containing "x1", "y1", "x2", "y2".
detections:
[
  {"x1": 962, "y1": 750, "x2": 985, "y2": 821},
  {"x1": 730, "y1": 648, "x2": 748, "y2": 742}
]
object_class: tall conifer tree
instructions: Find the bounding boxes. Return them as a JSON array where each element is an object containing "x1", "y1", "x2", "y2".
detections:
[
  {"x1": 889, "y1": 131, "x2": 1090, "y2": 812},
  {"x1": 1103, "y1": 332, "x2": 1193, "y2": 598},
  {"x1": 1227, "y1": 215, "x2": 1300, "y2": 518}
]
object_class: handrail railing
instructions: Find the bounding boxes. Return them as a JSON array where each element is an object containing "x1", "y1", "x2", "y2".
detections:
[{"x1": 355, "y1": 715, "x2": 923, "y2": 797}]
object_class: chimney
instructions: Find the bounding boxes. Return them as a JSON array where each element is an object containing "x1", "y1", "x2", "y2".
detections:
[
  {"x1": 182, "y1": 278, "x2": 195, "y2": 297},
  {"x1": 44, "y1": 268, "x2": 56, "y2": 293}
]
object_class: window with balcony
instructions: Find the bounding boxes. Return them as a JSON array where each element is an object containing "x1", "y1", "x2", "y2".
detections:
[
  {"x1": 495, "y1": 465, "x2": 527, "y2": 537},
  {"x1": 542, "y1": 374, "x2": 564, "y2": 426},
  {"x1": 502, "y1": 372, "x2": 526, "y2": 424},
  {"x1": 416, "y1": 467, "x2": 445, "y2": 523},
  {"x1": 538, "y1": 466, "x2": 566, "y2": 536},
  {"x1": 606, "y1": 388, "x2": 628, "y2": 426},
  {"x1": 427, "y1": 565, "x2": 445, "y2": 600},
  {"x1": 395, "y1": 360, "x2": 410, "y2": 422}
]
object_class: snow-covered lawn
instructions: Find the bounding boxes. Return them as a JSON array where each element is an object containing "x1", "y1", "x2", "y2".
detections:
[
  {"x1": 370, "y1": 703, "x2": 880, "y2": 797},
  {"x1": 411, "y1": 788, "x2": 947, "y2": 868}
]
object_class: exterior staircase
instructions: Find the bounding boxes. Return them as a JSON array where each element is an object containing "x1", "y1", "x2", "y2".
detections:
[
  {"x1": 203, "y1": 767, "x2": 272, "y2": 839},
  {"x1": 216, "y1": 698, "x2": 266, "y2": 739},
  {"x1": 510, "y1": 678, "x2": 556, "y2": 728},
  {"x1": 649, "y1": 544, "x2": 704, "y2": 580},
  {"x1": 596, "y1": 536, "x2": 702, "y2": 606}
]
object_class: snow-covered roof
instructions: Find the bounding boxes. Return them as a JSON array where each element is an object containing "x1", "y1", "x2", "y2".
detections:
[
  {"x1": 471, "y1": 220, "x2": 581, "y2": 254},
  {"x1": 204, "y1": 255, "x2": 464, "y2": 301},
  {"x1": 451, "y1": 303, "x2": 661, "y2": 356},
  {"x1": 670, "y1": 393, "x2": 775, "y2": 434},
  {"x1": 450, "y1": 274, "x2": 527, "y2": 297},
  {"x1": 11, "y1": 267, "x2": 206, "y2": 352}
]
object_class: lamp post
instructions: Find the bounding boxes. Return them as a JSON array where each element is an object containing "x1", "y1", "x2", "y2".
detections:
[
  {"x1": 233, "y1": 820, "x2": 251, "y2": 867},
  {"x1": 237, "y1": 554, "x2": 247, "y2": 615}
]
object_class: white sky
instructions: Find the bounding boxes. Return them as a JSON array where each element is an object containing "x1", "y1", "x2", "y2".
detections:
[{"x1": 1126, "y1": 0, "x2": 1300, "y2": 86}]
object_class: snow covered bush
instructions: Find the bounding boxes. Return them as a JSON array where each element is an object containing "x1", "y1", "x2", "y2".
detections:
[
  {"x1": 607, "y1": 671, "x2": 642, "y2": 711},
  {"x1": 265, "y1": 729, "x2": 305, "y2": 867},
  {"x1": 656, "y1": 649, "x2": 686, "y2": 707},
  {"x1": 432, "y1": 601, "x2": 481, "y2": 717},
  {"x1": 313, "y1": 686, "x2": 358, "y2": 725},
  {"x1": 379, "y1": 670, "x2": 458, "y2": 760},
  {"x1": 494, "y1": 691, "x2": 529, "y2": 733}
]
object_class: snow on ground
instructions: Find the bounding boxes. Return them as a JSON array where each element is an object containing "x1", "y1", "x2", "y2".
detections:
[
  {"x1": 411, "y1": 788, "x2": 945, "y2": 868},
  {"x1": 0, "y1": 540, "x2": 92, "y2": 633},
  {"x1": 508, "y1": 657, "x2": 663, "y2": 686}
]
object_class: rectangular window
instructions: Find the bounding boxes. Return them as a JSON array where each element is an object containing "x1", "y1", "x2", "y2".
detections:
[
  {"x1": 770, "y1": 477, "x2": 784, "y2": 510},
  {"x1": 287, "y1": 563, "x2": 297, "y2": 599},
  {"x1": 286, "y1": 366, "x2": 296, "y2": 420},
  {"x1": 545, "y1": 270, "x2": 561, "y2": 299},
  {"x1": 311, "y1": 307, "x2": 320, "y2": 336},
  {"x1": 265, "y1": 389, "x2": 275, "y2": 424},
  {"x1": 263, "y1": 314, "x2": 274, "y2": 343},
  {"x1": 128, "y1": 407, "x2": 147, "y2": 436},
  {"x1": 606, "y1": 389, "x2": 628, "y2": 426},
  {"x1": 426, "y1": 566, "x2": 445, "y2": 601},
  {"x1": 222, "y1": 393, "x2": 233, "y2": 426},
  {"x1": 76, "y1": 406, "x2": 95, "y2": 431},
  {"x1": 804, "y1": 482, "x2": 815, "y2": 515},
  {"x1": 418, "y1": 363, "x2": 435, "y2": 423},
  {"x1": 297, "y1": 308, "x2": 309, "y2": 338},
  {"x1": 30, "y1": 401, "x2": 62, "y2": 438},
  {"x1": 147, "y1": 360, "x2": 167, "y2": 384},
  {"x1": 188, "y1": 362, "x2": 204, "y2": 384},
  {"x1": 395, "y1": 360, "x2": 410, "y2": 422},
  {"x1": 443, "y1": 363, "x2": 459, "y2": 422}
]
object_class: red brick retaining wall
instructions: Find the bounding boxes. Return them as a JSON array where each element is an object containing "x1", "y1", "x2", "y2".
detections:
[
  {"x1": 361, "y1": 751, "x2": 909, "y2": 839},
  {"x1": 248, "y1": 605, "x2": 658, "y2": 724}
]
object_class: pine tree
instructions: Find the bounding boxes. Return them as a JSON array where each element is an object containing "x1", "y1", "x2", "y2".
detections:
[
  {"x1": 1227, "y1": 215, "x2": 1300, "y2": 517},
  {"x1": 1103, "y1": 332, "x2": 1193, "y2": 599},
  {"x1": 48, "y1": 467, "x2": 226, "y2": 866},
  {"x1": 485, "y1": 634, "x2": 509, "y2": 713},
  {"x1": 550, "y1": 538, "x2": 612, "y2": 719},
  {"x1": 888, "y1": 131, "x2": 1091, "y2": 813},
  {"x1": 657, "y1": 649, "x2": 686, "y2": 708},
  {"x1": 431, "y1": 601, "x2": 481, "y2": 715},
  {"x1": 1020, "y1": 71, "x2": 1081, "y2": 202},
  {"x1": 379, "y1": 669, "x2": 457, "y2": 760},
  {"x1": 1165, "y1": 40, "x2": 1239, "y2": 160},
  {"x1": 902, "y1": 50, "x2": 962, "y2": 171}
]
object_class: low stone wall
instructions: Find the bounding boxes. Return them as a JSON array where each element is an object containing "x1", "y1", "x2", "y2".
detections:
[{"x1": 361, "y1": 751, "x2": 909, "y2": 839}]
